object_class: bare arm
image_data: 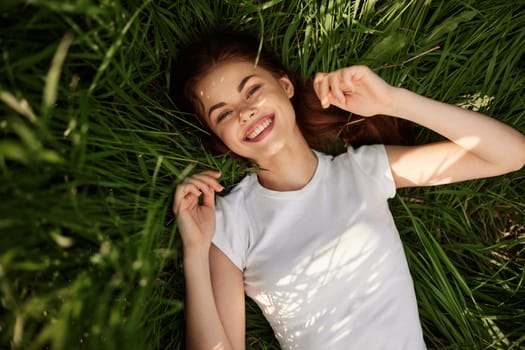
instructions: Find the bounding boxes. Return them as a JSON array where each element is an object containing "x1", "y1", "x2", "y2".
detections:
[
  {"x1": 209, "y1": 245, "x2": 245, "y2": 350},
  {"x1": 313, "y1": 66, "x2": 525, "y2": 187},
  {"x1": 384, "y1": 88, "x2": 525, "y2": 187},
  {"x1": 183, "y1": 246, "x2": 245, "y2": 350},
  {"x1": 174, "y1": 171, "x2": 245, "y2": 350}
]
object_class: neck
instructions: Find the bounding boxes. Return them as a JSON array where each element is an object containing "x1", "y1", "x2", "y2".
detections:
[{"x1": 255, "y1": 133, "x2": 318, "y2": 191}]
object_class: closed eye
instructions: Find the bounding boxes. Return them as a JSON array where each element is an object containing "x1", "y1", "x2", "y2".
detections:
[
  {"x1": 217, "y1": 110, "x2": 233, "y2": 123},
  {"x1": 246, "y1": 84, "x2": 261, "y2": 99}
]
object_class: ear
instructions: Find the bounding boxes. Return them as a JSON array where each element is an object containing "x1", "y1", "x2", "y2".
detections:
[{"x1": 278, "y1": 75, "x2": 294, "y2": 98}]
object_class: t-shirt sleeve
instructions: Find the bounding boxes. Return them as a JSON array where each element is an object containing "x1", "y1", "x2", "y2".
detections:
[
  {"x1": 346, "y1": 144, "x2": 396, "y2": 199},
  {"x1": 211, "y1": 193, "x2": 248, "y2": 271}
]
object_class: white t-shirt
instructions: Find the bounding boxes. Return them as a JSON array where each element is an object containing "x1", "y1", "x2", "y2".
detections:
[{"x1": 212, "y1": 145, "x2": 426, "y2": 350}]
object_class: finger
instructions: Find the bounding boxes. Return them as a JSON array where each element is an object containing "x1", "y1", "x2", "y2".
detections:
[
  {"x1": 175, "y1": 176, "x2": 213, "y2": 206},
  {"x1": 183, "y1": 177, "x2": 215, "y2": 195},
  {"x1": 313, "y1": 72, "x2": 324, "y2": 99},
  {"x1": 191, "y1": 173, "x2": 224, "y2": 192},
  {"x1": 201, "y1": 187, "x2": 216, "y2": 209},
  {"x1": 173, "y1": 170, "x2": 222, "y2": 214},
  {"x1": 176, "y1": 182, "x2": 203, "y2": 200},
  {"x1": 173, "y1": 184, "x2": 201, "y2": 214},
  {"x1": 174, "y1": 182, "x2": 216, "y2": 216},
  {"x1": 318, "y1": 75, "x2": 330, "y2": 108},
  {"x1": 342, "y1": 68, "x2": 356, "y2": 91},
  {"x1": 329, "y1": 73, "x2": 345, "y2": 104},
  {"x1": 198, "y1": 170, "x2": 222, "y2": 179},
  {"x1": 352, "y1": 65, "x2": 369, "y2": 80},
  {"x1": 177, "y1": 170, "x2": 221, "y2": 187}
]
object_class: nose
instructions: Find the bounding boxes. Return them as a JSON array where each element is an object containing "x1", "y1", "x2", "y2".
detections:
[{"x1": 240, "y1": 105, "x2": 256, "y2": 123}]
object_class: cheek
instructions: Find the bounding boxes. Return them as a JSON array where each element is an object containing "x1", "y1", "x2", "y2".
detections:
[
  {"x1": 216, "y1": 123, "x2": 238, "y2": 145},
  {"x1": 279, "y1": 96, "x2": 296, "y2": 120}
]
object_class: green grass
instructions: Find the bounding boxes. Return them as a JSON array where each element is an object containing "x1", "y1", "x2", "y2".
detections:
[{"x1": 1, "y1": 0, "x2": 524, "y2": 349}]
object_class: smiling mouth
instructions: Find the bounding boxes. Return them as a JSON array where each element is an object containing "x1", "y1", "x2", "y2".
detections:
[{"x1": 244, "y1": 115, "x2": 274, "y2": 141}]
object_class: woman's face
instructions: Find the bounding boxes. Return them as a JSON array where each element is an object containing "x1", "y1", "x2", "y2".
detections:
[{"x1": 194, "y1": 60, "x2": 297, "y2": 162}]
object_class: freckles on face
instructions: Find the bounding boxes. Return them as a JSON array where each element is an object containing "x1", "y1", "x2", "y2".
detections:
[
  {"x1": 195, "y1": 61, "x2": 282, "y2": 124},
  {"x1": 198, "y1": 76, "x2": 226, "y2": 102},
  {"x1": 195, "y1": 61, "x2": 293, "y2": 122},
  {"x1": 192, "y1": 60, "x2": 296, "y2": 160}
]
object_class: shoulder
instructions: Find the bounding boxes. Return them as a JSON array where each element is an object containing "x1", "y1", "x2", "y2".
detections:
[
  {"x1": 334, "y1": 144, "x2": 396, "y2": 198},
  {"x1": 215, "y1": 173, "x2": 256, "y2": 210},
  {"x1": 313, "y1": 145, "x2": 390, "y2": 179},
  {"x1": 212, "y1": 174, "x2": 256, "y2": 271},
  {"x1": 330, "y1": 144, "x2": 389, "y2": 173}
]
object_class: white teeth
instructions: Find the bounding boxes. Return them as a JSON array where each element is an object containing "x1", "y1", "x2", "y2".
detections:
[{"x1": 247, "y1": 118, "x2": 273, "y2": 140}]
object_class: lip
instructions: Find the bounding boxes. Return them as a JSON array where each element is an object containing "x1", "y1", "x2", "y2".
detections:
[{"x1": 243, "y1": 113, "x2": 275, "y2": 142}]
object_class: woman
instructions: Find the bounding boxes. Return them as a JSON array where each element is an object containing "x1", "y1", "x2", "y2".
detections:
[{"x1": 172, "y1": 31, "x2": 525, "y2": 350}]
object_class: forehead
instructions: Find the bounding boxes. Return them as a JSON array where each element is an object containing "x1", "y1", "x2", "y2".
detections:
[{"x1": 195, "y1": 60, "x2": 272, "y2": 103}]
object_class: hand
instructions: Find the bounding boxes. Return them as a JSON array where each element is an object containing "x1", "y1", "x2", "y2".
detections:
[
  {"x1": 173, "y1": 170, "x2": 224, "y2": 255},
  {"x1": 313, "y1": 65, "x2": 397, "y2": 117}
]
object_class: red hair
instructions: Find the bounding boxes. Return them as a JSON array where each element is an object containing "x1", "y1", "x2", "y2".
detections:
[
  {"x1": 293, "y1": 79, "x2": 411, "y2": 150},
  {"x1": 172, "y1": 30, "x2": 411, "y2": 155}
]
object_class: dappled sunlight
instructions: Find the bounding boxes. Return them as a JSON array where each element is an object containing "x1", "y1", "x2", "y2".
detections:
[
  {"x1": 390, "y1": 138, "x2": 498, "y2": 187},
  {"x1": 2, "y1": 0, "x2": 523, "y2": 349},
  {"x1": 212, "y1": 342, "x2": 226, "y2": 350},
  {"x1": 388, "y1": 92, "x2": 501, "y2": 186},
  {"x1": 243, "y1": 198, "x2": 417, "y2": 349},
  {"x1": 457, "y1": 93, "x2": 494, "y2": 112}
]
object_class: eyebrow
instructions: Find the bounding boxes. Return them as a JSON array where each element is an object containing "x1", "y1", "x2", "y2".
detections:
[{"x1": 207, "y1": 74, "x2": 257, "y2": 120}]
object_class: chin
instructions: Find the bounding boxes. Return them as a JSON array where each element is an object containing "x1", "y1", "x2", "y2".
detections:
[{"x1": 249, "y1": 141, "x2": 288, "y2": 164}]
